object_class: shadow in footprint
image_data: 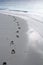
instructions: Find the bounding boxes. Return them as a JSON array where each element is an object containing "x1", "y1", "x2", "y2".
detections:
[
  {"x1": 16, "y1": 22, "x2": 20, "y2": 26},
  {"x1": 16, "y1": 35, "x2": 19, "y2": 38},
  {"x1": 10, "y1": 41, "x2": 14, "y2": 46},
  {"x1": 18, "y1": 27, "x2": 21, "y2": 29},
  {"x1": 16, "y1": 30, "x2": 19, "y2": 33},
  {"x1": 11, "y1": 49, "x2": 15, "y2": 54},
  {"x1": 3, "y1": 62, "x2": 7, "y2": 65}
]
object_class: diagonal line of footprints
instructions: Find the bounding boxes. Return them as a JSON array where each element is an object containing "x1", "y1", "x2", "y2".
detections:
[
  {"x1": 10, "y1": 16, "x2": 21, "y2": 55},
  {"x1": 2, "y1": 16, "x2": 21, "y2": 65}
]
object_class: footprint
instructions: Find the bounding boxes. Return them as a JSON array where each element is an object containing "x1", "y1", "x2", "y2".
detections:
[
  {"x1": 11, "y1": 49, "x2": 15, "y2": 54},
  {"x1": 13, "y1": 16, "x2": 16, "y2": 21},
  {"x1": 10, "y1": 41, "x2": 14, "y2": 46},
  {"x1": 18, "y1": 27, "x2": 21, "y2": 29},
  {"x1": 16, "y1": 35, "x2": 19, "y2": 38},
  {"x1": 16, "y1": 30, "x2": 19, "y2": 33},
  {"x1": 17, "y1": 24, "x2": 20, "y2": 26},
  {"x1": 2, "y1": 62, "x2": 7, "y2": 65},
  {"x1": 16, "y1": 22, "x2": 20, "y2": 26}
]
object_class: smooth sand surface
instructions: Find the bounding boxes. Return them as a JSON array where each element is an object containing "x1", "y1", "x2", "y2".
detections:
[{"x1": 0, "y1": 13, "x2": 43, "y2": 65}]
